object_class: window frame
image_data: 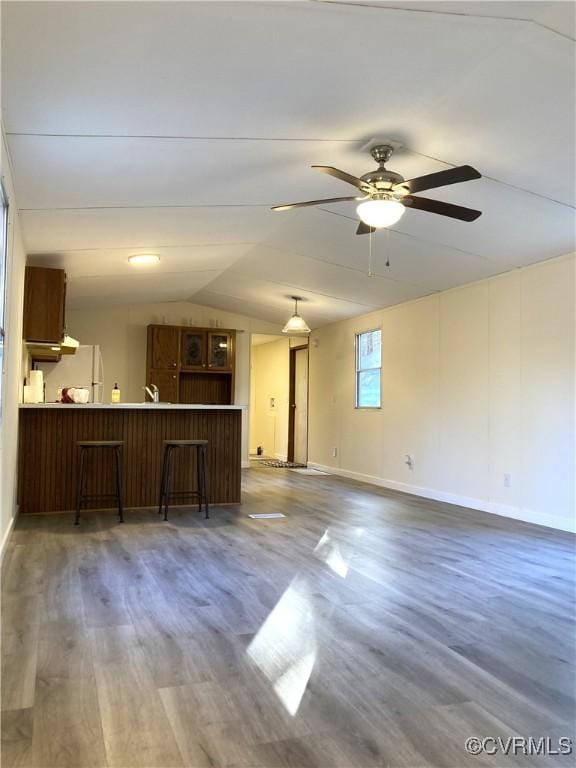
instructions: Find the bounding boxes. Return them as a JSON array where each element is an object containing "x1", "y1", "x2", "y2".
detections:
[{"x1": 355, "y1": 327, "x2": 382, "y2": 409}]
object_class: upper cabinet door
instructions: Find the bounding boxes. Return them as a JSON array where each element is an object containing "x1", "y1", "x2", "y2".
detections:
[
  {"x1": 150, "y1": 326, "x2": 179, "y2": 369},
  {"x1": 181, "y1": 330, "x2": 207, "y2": 370},
  {"x1": 23, "y1": 266, "x2": 66, "y2": 343},
  {"x1": 207, "y1": 331, "x2": 233, "y2": 371}
]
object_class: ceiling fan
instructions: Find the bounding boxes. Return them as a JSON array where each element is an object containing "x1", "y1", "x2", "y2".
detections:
[{"x1": 271, "y1": 144, "x2": 482, "y2": 234}]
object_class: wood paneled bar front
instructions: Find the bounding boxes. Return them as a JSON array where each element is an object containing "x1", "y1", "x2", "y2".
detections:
[{"x1": 17, "y1": 403, "x2": 243, "y2": 514}]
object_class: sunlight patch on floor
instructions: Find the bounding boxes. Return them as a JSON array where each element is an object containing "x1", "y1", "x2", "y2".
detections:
[{"x1": 247, "y1": 576, "x2": 316, "y2": 717}]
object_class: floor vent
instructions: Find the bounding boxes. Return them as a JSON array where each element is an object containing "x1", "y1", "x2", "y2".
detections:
[
  {"x1": 289, "y1": 468, "x2": 331, "y2": 475},
  {"x1": 248, "y1": 513, "x2": 287, "y2": 519},
  {"x1": 260, "y1": 460, "x2": 307, "y2": 468}
]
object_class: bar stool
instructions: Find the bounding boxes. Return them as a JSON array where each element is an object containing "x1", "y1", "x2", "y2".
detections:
[
  {"x1": 74, "y1": 441, "x2": 124, "y2": 525},
  {"x1": 158, "y1": 440, "x2": 209, "y2": 521}
]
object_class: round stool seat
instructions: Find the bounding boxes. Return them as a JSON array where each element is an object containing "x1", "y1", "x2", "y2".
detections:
[
  {"x1": 164, "y1": 439, "x2": 208, "y2": 446},
  {"x1": 77, "y1": 440, "x2": 124, "y2": 447}
]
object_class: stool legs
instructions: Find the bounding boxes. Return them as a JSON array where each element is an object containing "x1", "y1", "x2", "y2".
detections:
[
  {"x1": 200, "y1": 445, "x2": 210, "y2": 519},
  {"x1": 114, "y1": 446, "x2": 124, "y2": 523},
  {"x1": 74, "y1": 446, "x2": 87, "y2": 525},
  {"x1": 158, "y1": 446, "x2": 170, "y2": 516},
  {"x1": 163, "y1": 446, "x2": 175, "y2": 522},
  {"x1": 74, "y1": 445, "x2": 124, "y2": 524},
  {"x1": 159, "y1": 443, "x2": 209, "y2": 521}
]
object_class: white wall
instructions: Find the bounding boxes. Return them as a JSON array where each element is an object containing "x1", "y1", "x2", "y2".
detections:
[
  {"x1": 1, "y1": 131, "x2": 28, "y2": 557},
  {"x1": 250, "y1": 338, "x2": 290, "y2": 459},
  {"x1": 309, "y1": 254, "x2": 576, "y2": 533},
  {"x1": 67, "y1": 301, "x2": 283, "y2": 466}
]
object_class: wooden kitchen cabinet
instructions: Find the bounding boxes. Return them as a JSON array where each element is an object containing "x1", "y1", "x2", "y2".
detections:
[
  {"x1": 147, "y1": 369, "x2": 179, "y2": 403},
  {"x1": 207, "y1": 331, "x2": 233, "y2": 371},
  {"x1": 148, "y1": 326, "x2": 179, "y2": 369},
  {"x1": 23, "y1": 266, "x2": 66, "y2": 343},
  {"x1": 146, "y1": 324, "x2": 236, "y2": 405},
  {"x1": 181, "y1": 329, "x2": 207, "y2": 370}
]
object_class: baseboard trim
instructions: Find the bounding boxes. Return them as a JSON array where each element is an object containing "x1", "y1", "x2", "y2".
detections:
[
  {"x1": 0, "y1": 506, "x2": 18, "y2": 562},
  {"x1": 307, "y1": 463, "x2": 575, "y2": 533},
  {"x1": 241, "y1": 461, "x2": 251, "y2": 469},
  {"x1": 274, "y1": 453, "x2": 288, "y2": 462}
]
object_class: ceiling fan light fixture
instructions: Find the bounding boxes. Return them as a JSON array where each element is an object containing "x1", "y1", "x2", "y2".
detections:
[
  {"x1": 356, "y1": 199, "x2": 405, "y2": 228},
  {"x1": 282, "y1": 296, "x2": 311, "y2": 335}
]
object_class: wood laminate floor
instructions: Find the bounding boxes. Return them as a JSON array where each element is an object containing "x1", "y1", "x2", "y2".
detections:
[{"x1": 2, "y1": 467, "x2": 575, "y2": 768}]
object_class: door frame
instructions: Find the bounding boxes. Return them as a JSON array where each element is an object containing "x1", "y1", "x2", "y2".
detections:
[{"x1": 287, "y1": 343, "x2": 309, "y2": 463}]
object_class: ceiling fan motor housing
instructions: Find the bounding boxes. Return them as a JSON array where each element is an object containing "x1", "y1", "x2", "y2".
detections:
[{"x1": 360, "y1": 144, "x2": 409, "y2": 198}]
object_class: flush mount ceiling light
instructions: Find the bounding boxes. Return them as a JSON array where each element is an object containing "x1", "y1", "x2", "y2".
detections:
[
  {"x1": 282, "y1": 296, "x2": 311, "y2": 335},
  {"x1": 356, "y1": 198, "x2": 405, "y2": 228},
  {"x1": 128, "y1": 254, "x2": 160, "y2": 265}
]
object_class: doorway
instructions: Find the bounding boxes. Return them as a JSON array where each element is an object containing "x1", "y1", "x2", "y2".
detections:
[
  {"x1": 288, "y1": 345, "x2": 309, "y2": 465},
  {"x1": 249, "y1": 334, "x2": 289, "y2": 460}
]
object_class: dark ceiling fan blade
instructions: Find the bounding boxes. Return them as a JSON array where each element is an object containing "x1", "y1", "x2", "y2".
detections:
[
  {"x1": 402, "y1": 165, "x2": 481, "y2": 194},
  {"x1": 356, "y1": 221, "x2": 377, "y2": 235},
  {"x1": 404, "y1": 195, "x2": 481, "y2": 221},
  {"x1": 271, "y1": 196, "x2": 358, "y2": 212},
  {"x1": 312, "y1": 165, "x2": 377, "y2": 193}
]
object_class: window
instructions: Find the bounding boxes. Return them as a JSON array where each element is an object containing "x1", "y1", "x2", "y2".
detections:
[
  {"x1": 356, "y1": 329, "x2": 381, "y2": 408},
  {"x1": 0, "y1": 183, "x2": 8, "y2": 419}
]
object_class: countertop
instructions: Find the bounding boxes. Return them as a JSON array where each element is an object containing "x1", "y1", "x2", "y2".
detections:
[{"x1": 19, "y1": 403, "x2": 246, "y2": 410}]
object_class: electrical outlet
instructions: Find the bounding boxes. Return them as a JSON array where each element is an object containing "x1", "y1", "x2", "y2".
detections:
[
  {"x1": 503, "y1": 473, "x2": 512, "y2": 488},
  {"x1": 332, "y1": 447, "x2": 337, "y2": 458}
]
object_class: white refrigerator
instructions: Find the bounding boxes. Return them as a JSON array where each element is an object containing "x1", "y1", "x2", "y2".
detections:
[{"x1": 37, "y1": 345, "x2": 105, "y2": 403}]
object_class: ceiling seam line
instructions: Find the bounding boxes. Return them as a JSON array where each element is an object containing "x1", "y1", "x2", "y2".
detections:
[
  {"x1": 63, "y1": 269, "x2": 223, "y2": 281},
  {"x1": 197, "y1": 286, "x2": 411, "y2": 315},
  {"x1": 27, "y1": 242, "x2": 259, "y2": 254},
  {"x1": 259, "y1": 241, "x2": 437, "y2": 288},
  {"x1": 315, "y1": 207, "x2": 498, "y2": 263},
  {"x1": 222, "y1": 270, "x2": 389, "y2": 308},
  {"x1": 6, "y1": 132, "x2": 361, "y2": 142},
  {"x1": 18, "y1": 204, "x2": 273, "y2": 211},
  {"x1": 313, "y1": 1, "x2": 576, "y2": 41},
  {"x1": 7, "y1": 131, "x2": 574, "y2": 207}
]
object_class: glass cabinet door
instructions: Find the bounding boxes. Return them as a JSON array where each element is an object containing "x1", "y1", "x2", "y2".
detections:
[
  {"x1": 181, "y1": 331, "x2": 206, "y2": 369},
  {"x1": 207, "y1": 332, "x2": 232, "y2": 370}
]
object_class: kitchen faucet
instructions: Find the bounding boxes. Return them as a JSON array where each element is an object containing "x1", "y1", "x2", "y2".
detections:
[{"x1": 144, "y1": 384, "x2": 159, "y2": 403}]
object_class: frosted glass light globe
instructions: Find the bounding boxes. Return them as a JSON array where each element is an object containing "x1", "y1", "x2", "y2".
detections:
[{"x1": 356, "y1": 199, "x2": 405, "y2": 228}]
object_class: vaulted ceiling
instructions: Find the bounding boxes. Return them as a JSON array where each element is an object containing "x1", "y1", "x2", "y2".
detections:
[{"x1": 2, "y1": 0, "x2": 575, "y2": 328}]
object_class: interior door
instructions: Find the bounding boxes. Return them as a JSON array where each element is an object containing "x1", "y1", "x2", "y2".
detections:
[{"x1": 293, "y1": 347, "x2": 308, "y2": 464}]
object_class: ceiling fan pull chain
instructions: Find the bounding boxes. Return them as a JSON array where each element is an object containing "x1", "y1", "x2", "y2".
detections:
[
  {"x1": 385, "y1": 228, "x2": 391, "y2": 268},
  {"x1": 368, "y1": 229, "x2": 373, "y2": 277}
]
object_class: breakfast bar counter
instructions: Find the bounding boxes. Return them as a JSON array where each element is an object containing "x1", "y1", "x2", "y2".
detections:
[{"x1": 18, "y1": 403, "x2": 243, "y2": 514}]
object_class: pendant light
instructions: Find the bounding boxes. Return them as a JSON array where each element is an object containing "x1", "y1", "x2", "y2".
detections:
[
  {"x1": 282, "y1": 296, "x2": 311, "y2": 334},
  {"x1": 356, "y1": 199, "x2": 405, "y2": 228}
]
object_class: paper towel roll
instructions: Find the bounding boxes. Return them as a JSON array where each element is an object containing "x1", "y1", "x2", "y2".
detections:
[
  {"x1": 28, "y1": 370, "x2": 44, "y2": 403},
  {"x1": 23, "y1": 385, "x2": 36, "y2": 404}
]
